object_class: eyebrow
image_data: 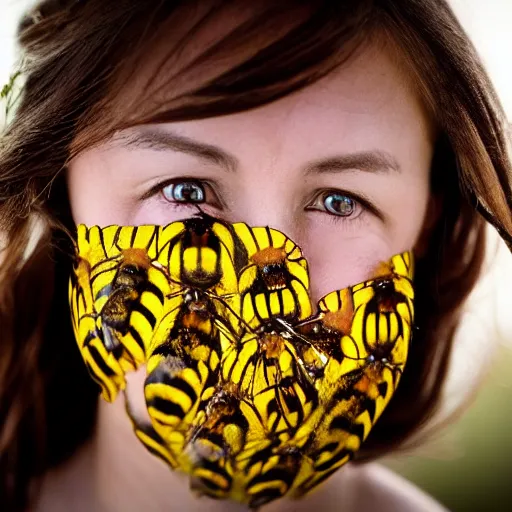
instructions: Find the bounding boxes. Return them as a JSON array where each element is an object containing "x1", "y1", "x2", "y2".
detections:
[
  {"x1": 304, "y1": 151, "x2": 401, "y2": 175},
  {"x1": 114, "y1": 127, "x2": 238, "y2": 173},
  {"x1": 114, "y1": 127, "x2": 400, "y2": 175}
]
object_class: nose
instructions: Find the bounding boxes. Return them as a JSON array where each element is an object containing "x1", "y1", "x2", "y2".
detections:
[{"x1": 229, "y1": 187, "x2": 305, "y2": 248}]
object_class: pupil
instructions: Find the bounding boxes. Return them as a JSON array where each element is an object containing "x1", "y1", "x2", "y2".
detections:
[
  {"x1": 172, "y1": 182, "x2": 204, "y2": 202},
  {"x1": 324, "y1": 194, "x2": 353, "y2": 216}
]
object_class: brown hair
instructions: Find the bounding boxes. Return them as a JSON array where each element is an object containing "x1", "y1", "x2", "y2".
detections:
[{"x1": 1, "y1": 0, "x2": 511, "y2": 509}]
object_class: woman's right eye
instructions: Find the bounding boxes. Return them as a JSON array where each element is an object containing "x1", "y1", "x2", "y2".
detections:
[{"x1": 161, "y1": 181, "x2": 206, "y2": 203}]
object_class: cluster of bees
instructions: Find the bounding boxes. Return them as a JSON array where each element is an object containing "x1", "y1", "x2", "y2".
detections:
[{"x1": 69, "y1": 213, "x2": 414, "y2": 509}]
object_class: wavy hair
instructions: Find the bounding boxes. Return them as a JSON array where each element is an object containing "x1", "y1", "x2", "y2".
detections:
[{"x1": 1, "y1": 0, "x2": 511, "y2": 509}]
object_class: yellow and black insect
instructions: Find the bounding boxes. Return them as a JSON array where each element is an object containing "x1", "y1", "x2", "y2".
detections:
[
  {"x1": 182, "y1": 383, "x2": 250, "y2": 500},
  {"x1": 219, "y1": 223, "x2": 321, "y2": 439},
  {"x1": 69, "y1": 255, "x2": 126, "y2": 402},
  {"x1": 127, "y1": 215, "x2": 251, "y2": 487},
  {"x1": 70, "y1": 213, "x2": 415, "y2": 509},
  {"x1": 233, "y1": 223, "x2": 312, "y2": 329},
  {"x1": 142, "y1": 215, "x2": 247, "y2": 442},
  {"x1": 69, "y1": 224, "x2": 172, "y2": 401},
  {"x1": 290, "y1": 252, "x2": 414, "y2": 497}
]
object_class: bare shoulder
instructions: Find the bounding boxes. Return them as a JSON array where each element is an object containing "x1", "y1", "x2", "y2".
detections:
[
  {"x1": 270, "y1": 462, "x2": 448, "y2": 512},
  {"x1": 349, "y1": 463, "x2": 449, "y2": 512}
]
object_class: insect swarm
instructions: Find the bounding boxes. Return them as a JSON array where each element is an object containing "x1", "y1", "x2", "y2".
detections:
[
  {"x1": 69, "y1": 213, "x2": 415, "y2": 508},
  {"x1": 140, "y1": 215, "x2": 247, "y2": 477}
]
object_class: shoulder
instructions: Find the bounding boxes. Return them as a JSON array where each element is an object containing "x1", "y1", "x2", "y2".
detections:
[
  {"x1": 349, "y1": 463, "x2": 449, "y2": 512},
  {"x1": 272, "y1": 462, "x2": 448, "y2": 512}
]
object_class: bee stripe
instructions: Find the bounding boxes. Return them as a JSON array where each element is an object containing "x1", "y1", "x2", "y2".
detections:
[
  {"x1": 132, "y1": 302, "x2": 157, "y2": 329},
  {"x1": 145, "y1": 281, "x2": 165, "y2": 305},
  {"x1": 147, "y1": 396, "x2": 186, "y2": 419},
  {"x1": 247, "y1": 466, "x2": 297, "y2": 491},
  {"x1": 329, "y1": 415, "x2": 366, "y2": 438},
  {"x1": 299, "y1": 457, "x2": 350, "y2": 494},
  {"x1": 128, "y1": 325, "x2": 145, "y2": 352},
  {"x1": 314, "y1": 445, "x2": 354, "y2": 473},
  {"x1": 193, "y1": 459, "x2": 232, "y2": 491},
  {"x1": 84, "y1": 361, "x2": 112, "y2": 402},
  {"x1": 87, "y1": 344, "x2": 116, "y2": 378},
  {"x1": 132, "y1": 423, "x2": 177, "y2": 468}
]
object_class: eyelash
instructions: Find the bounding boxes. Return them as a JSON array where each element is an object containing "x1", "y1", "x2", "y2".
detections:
[
  {"x1": 143, "y1": 178, "x2": 377, "y2": 223},
  {"x1": 142, "y1": 178, "x2": 221, "y2": 210}
]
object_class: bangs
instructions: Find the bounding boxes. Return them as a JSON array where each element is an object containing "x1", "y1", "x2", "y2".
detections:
[{"x1": 73, "y1": 0, "x2": 378, "y2": 152}]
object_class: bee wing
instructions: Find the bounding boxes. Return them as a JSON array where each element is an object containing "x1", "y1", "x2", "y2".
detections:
[
  {"x1": 291, "y1": 251, "x2": 415, "y2": 497},
  {"x1": 69, "y1": 257, "x2": 126, "y2": 402}
]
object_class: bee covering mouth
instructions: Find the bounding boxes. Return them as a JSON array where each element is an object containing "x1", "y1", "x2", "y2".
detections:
[{"x1": 69, "y1": 212, "x2": 414, "y2": 509}]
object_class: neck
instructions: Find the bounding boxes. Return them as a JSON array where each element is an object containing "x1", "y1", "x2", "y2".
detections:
[
  {"x1": 36, "y1": 384, "x2": 359, "y2": 512},
  {"x1": 94, "y1": 397, "x2": 252, "y2": 512}
]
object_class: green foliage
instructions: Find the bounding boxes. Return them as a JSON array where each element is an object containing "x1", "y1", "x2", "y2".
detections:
[{"x1": 1, "y1": 68, "x2": 23, "y2": 130}]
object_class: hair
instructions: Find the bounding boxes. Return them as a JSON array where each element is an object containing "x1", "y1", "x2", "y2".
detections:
[{"x1": 1, "y1": 0, "x2": 511, "y2": 509}]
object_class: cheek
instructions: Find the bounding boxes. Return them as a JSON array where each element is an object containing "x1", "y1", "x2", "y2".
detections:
[
  {"x1": 304, "y1": 230, "x2": 392, "y2": 302},
  {"x1": 301, "y1": 196, "x2": 429, "y2": 302}
]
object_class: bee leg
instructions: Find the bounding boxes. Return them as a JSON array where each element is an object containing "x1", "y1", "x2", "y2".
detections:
[{"x1": 101, "y1": 323, "x2": 121, "y2": 352}]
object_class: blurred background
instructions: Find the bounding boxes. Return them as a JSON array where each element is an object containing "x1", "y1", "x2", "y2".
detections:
[{"x1": 1, "y1": 0, "x2": 511, "y2": 510}]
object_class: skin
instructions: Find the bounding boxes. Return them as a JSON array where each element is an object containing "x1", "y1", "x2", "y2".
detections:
[
  {"x1": 45, "y1": 35, "x2": 445, "y2": 512},
  {"x1": 68, "y1": 42, "x2": 435, "y2": 302}
]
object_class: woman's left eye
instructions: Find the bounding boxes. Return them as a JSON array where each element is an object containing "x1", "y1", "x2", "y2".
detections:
[{"x1": 306, "y1": 191, "x2": 362, "y2": 218}]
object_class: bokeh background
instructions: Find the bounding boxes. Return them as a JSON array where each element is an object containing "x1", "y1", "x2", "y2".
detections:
[{"x1": 1, "y1": 0, "x2": 511, "y2": 510}]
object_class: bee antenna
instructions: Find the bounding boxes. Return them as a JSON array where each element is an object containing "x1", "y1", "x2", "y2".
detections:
[{"x1": 191, "y1": 204, "x2": 208, "y2": 219}]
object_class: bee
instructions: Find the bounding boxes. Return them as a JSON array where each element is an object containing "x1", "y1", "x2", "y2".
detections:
[
  {"x1": 221, "y1": 330, "x2": 319, "y2": 437},
  {"x1": 130, "y1": 413, "x2": 179, "y2": 470},
  {"x1": 290, "y1": 252, "x2": 415, "y2": 497},
  {"x1": 70, "y1": 224, "x2": 171, "y2": 401},
  {"x1": 232, "y1": 223, "x2": 312, "y2": 329},
  {"x1": 141, "y1": 213, "x2": 251, "y2": 462},
  {"x1": 215, "y1": 223, "x2": 324, "y2": 439},
  {"x1": 99, "y1": 247, "x2": 167, "y2": 369},
  {"x1": 184, "y1": 384, "x2": 250, "y2": 501},
  {"x1": 69, "y1": 256, "x2": 126, "y2": 402},
  {"x1": 238, "y1": 440, "x2": 305, "y2": 509}
]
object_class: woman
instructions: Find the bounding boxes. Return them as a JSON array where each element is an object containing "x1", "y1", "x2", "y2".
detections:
[{"x1": 1, "y1": 0, "x2": 511, "y2": 510}]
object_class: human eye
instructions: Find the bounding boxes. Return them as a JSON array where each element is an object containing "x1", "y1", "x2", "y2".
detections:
[
  {"x1": 306, "y1": 189, "x2": 370, "y2": 220},
  {"x1": 142, "y1": 178, "x2": 223, "y2": 210}
]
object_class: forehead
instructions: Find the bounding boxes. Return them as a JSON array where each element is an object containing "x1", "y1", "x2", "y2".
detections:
[
  {"x1": 116, "y1": 40, "x2": 434, "y2": 166},
  {"x1": 102, "y1": 1, "x2": 432, "y2": 141}
]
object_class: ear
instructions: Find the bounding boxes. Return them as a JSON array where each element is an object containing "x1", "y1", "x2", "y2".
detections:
[{"x1": 414, "y1": 193, "x2": 442, "y2": 259}]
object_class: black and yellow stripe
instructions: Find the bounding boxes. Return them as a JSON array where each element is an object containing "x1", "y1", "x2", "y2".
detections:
[
  {"x1": 240, "y1": 441, "x2": 304, "y2": 509},
  {"x1": 70, "y1": 214, "x2": 415, "y2": 508},
  {"x1": 70, "y1": 224, "x2": 174, "y2": 401},
  {"x1": 233, "y1": 223, "x2": 311, "y2": 330},
  {"x1": 184, "y1": 386, "x2": 250, "y2": 500}
]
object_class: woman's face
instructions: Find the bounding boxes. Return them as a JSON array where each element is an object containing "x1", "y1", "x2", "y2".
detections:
[{"x1": 68, "y1": 40, "x2": 435, "y2": 302}]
